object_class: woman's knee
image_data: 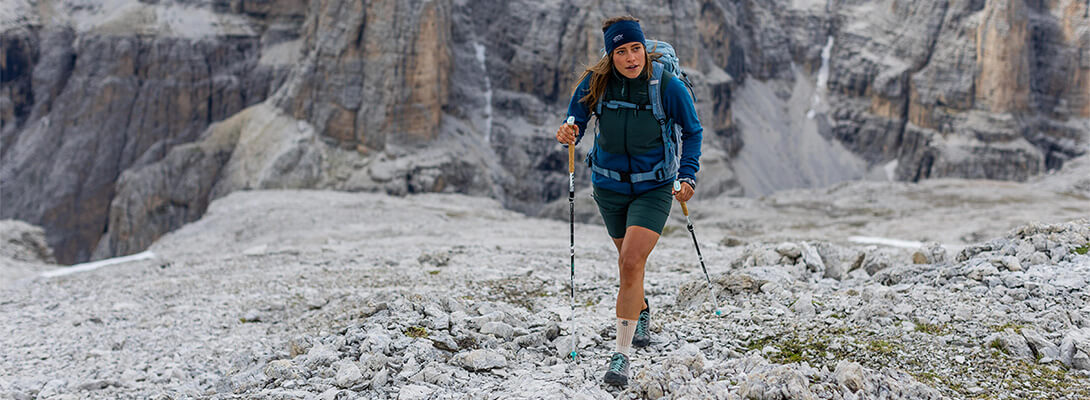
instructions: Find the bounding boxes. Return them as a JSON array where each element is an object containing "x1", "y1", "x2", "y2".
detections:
[{"x1": 618, "y1": 252, "x2": 646, "y2": 280}]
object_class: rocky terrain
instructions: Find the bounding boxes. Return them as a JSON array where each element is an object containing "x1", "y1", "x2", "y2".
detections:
[
  {"x1": 3, "y1": 0, "x2": 1088, "y2": 265},
  {"x1": 2, "y1": 155, "x2": 1088, "y2": 398}
]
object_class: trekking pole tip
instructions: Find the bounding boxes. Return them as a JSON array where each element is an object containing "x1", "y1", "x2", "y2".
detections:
[
  {"x1": 569, "y1": 351, "x2": 578, "y2": 358},
  {"x1": 715, "y1": 309, "x2": 722, "y2": 316}
]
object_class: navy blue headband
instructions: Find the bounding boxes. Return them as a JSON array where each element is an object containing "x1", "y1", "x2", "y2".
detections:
[{"x1": 603, "y1": 20, "x2": 645, "y2": 55}]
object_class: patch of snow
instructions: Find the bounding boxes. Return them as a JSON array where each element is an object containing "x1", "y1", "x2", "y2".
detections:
[
  {"x1": 848, "y1": 236, "x2": 923, "y2": 249},
  {"x1": 40, "y1": 251, "x2": 155, "y2": 278}
]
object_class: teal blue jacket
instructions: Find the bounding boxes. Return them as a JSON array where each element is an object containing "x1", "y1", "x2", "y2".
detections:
[{"x1": 566, "y1": 70, "x2": 703, "y2": 195}]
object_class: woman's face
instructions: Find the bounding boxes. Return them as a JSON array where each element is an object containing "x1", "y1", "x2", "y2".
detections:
[{"x1": 611, "y1": 41, "x2": 645, "y2": 79}]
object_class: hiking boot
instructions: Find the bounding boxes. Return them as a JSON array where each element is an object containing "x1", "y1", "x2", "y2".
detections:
[
  {"x1": 631, "y1": 298, "x2": 651, "y2": 348},
  {"x1": 603, "y1": 352, "x2": 630, "y2": 386}
]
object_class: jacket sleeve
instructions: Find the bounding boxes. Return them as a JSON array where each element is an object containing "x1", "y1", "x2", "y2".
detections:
[
  {"x1": 564, "y1": 74, "x2": 593, "y2": 147},
  {"x1": 663, "y1": 74, "x2": 702, "y2": 181}
]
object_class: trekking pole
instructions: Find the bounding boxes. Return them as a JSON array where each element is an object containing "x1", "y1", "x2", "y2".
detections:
[
  {"x1": 675, "y1": 180, "x2": 721, "y2": 316},
  {"x1": 565, "y1": 116, "x2": 579, "y2": 359}
]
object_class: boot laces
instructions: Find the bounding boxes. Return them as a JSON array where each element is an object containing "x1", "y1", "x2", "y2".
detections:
[{"x1": 609, "y1": 353, "x2": 628, "y2": 372}]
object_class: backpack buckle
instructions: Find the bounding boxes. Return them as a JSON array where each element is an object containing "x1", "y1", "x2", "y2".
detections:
[{"x1": 617, "y1": 171, "x2": 631, "y2": 183}]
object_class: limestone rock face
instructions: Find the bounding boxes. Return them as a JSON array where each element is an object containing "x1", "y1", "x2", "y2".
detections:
[
  {"x1": 1, "y1": 0, "x2": 305, "y2": 263},
  {"x1": 2, "y1": 0, "x2": 1088, "y2": 263},
  {"x1": 827, "y1": 0, "x2": 1090, "y2": 181}
]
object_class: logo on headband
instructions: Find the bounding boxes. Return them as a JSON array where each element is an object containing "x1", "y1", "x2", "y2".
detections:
[{"x1": 613, "y1": 34, "x2": 624, "y2": 43}]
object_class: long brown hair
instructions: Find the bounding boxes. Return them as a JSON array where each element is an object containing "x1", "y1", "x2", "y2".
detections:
[{"x1": 573, "y1": 16, "x2": 661, "y2": 110}]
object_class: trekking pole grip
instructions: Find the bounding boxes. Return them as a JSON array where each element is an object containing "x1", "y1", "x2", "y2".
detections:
[
  {"x1": 680, "y1": 201, "x2": 689, "y2": 217},
  {"x1": 568, "y1": 145, "x2": 575, "y2": 174},
  {"x1": 565, "y1": 116, "x2": 576, "y2": 174}
]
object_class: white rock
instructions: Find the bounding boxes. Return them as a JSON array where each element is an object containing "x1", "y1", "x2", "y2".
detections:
[
  {"x1": 410, "y1": 364, "x2": 451, "y2": 385},
  {"x1": 480, "y1": 321, "x2": 515, "y2": 339},
  {"x1": 1061, "y1": 328, "x2": 1090, "y2": 368},
  {"x1": 834, "y1": 360, "x2": 865, "y2": 392},
  {"x1": 966, "y1": 264, "x2": 999, "y2": 281},
  {"x1": 552, "y1": 335, "x2": 578, "y2": 359},
  {"x1": 370, "y1": 368, "x2": 389, "y2": 389},
  {"x1": 998, "y1": 329, "x2": 1034, "y2": 360},
  {"x1": 1021, "y1": 329, "x2": 1060, "y2": 362},
  {"x1": 398, "y1": 384, "x2": 434, "y2": 400},
  {"x1": 264, "y1": 360, "x2": 300, "y2": 381},
  {"x1": 775, "y1": 243, "x2": 802, "y2": 259},
  {"x1": 303, "y1": 343, "x2": 339, "y2": 368},
  {"x1": 37, "y1": 379, "x2": 67, "y2": 399},
  {"x1": 800, "y1": 243, "x2": 825, "y2": 274},
  {"x1": 790, "y1": 294, "x2": 815, "y2": 317},
  {"x1": 452, "y1": 349, "x2": 507, "y2": 371},
  {"x1": 333, "y1": 361, "x2": 363, "y2": 388}
]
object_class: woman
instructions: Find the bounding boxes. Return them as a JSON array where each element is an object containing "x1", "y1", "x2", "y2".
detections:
[{"x1": 555, "y1": 16, "x2": 702, "y2": 386}]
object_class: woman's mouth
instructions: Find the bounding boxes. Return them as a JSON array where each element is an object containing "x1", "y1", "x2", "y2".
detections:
[{"x1": 626, "y1": 65, "x2": 639, "y2": 71}]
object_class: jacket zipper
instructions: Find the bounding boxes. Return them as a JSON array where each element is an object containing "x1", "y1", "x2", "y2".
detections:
[{"x1": 624, "y1": 79, "x2": 633, "y2": 193}]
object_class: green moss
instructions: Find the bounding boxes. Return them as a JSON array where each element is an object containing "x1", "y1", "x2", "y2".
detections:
[
  {"x1": 1075, "y1": 244, "x2": 1089, "y2": 255},
  {"x1": 866, "y1": 339, "x2": 900, "y2": 356},
  {"x1": 404, "y1": 326, "x2": 429, "y2": 338},
  {"x1": 991, "y1": 322, "x2": 1023, "y2": 334},
  {"x1": 915, "y1": 322, "x2": 947, "y2": 335},
  {"x1": 745, "y1": 335, "x2": 835, "y2": 365},
  {"x1": 428, "y1": 270, "x2": 440, "y2": 275}
]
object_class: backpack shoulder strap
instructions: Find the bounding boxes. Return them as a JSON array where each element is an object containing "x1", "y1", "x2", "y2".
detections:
[{"x1": 648, "y1": 62, "x2": 666, "y2": 124}]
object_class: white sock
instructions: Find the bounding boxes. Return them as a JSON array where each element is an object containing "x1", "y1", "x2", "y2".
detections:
[{"x1": 616, "y1": 318, "x2": 637, "y2": 355}]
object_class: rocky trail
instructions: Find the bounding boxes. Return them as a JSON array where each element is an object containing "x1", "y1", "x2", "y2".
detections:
[{"x1": 3, "y1": 166, "x2": 1089, "y2": 399}]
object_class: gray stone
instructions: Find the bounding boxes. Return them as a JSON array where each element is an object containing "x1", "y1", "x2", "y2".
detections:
[
  {"x1": 966, "y1": 264, "x2": 1000, "y2": 281},
  {"x1": 480, "y1": 321, "x2": 515, "y2": 340},
  {"x1": 452, "y1": 349, "x2": 507, "y2": 371},
  {"x1": 1061, "y1": 328, "x2": 1090, "y2": 370},
  {"x1": 428, "y1": 332, "x2": 459, "y2": 352},
  {"x1": 1021, "y1": 329, "x2": 1060, "y2": 363},
  {"x1": 410, "y1": 364, "x2": 452, "y2": 386},
  {"x1": 37, "y1": 379, "x2": 67, "y2": 399},
  {"x1": 800, "y1": 243, "x2": 825, "y2": 274},
  {"x1": 397, "y1": 384, "x2": 435, "y2": 400},
  {"x1": 369, "y1": 369, "x2": 389, "y2": 390},
  {"x1": 264, "y1": 360, "x2": 301, "y2": 381},
  {"x1": 303, "y1": 344, "x2": 340, "y2": 369},
  {"x1": 775, "y1": 243, "x2": 802, "y2": 259},
  {"x1": 333, "y1": 361, "x2": 363, "y2": 389},
  {"x1": 998, "y1": 329, "x2": 1034, "y2": 360},
  {"x1": 834, "y1": 360, "x2": 865, "y2": 393}
]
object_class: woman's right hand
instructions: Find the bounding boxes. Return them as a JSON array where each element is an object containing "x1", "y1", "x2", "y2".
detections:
[{"x1": 556, "y1": 123, "x2": 579, "y2": 145}]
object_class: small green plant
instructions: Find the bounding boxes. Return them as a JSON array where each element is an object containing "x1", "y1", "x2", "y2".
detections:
[
  {"x1": 991, "y1": 322, "x2": 1024, "y2": 334},
  {"x1": 867, "y1": 339, "x2": 899, "y2": 356},
  {"x1": 428, "y1": 270, "x2": 440, "y2": 275},
  {"x1": 915, "y1": 322, "x2": 947, "y2": 335},
  {"x1": 1075, "y1": 244, "x2": 1089, "y2": 255},
  {"x1": 404, "y1": 326, "x2": 429, "y2": 338},
  {"x1": 989, "y1": 338, "x2": 1006, "y2": 355}
]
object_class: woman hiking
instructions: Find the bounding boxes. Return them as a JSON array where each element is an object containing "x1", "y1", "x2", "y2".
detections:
[{"x1": 555, "y1": 16, "x2": 703, "y2": 386}]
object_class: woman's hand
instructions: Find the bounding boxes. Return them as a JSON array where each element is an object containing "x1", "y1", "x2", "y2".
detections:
[
  {"x1": 556, "y1": 123, "x2": 579, "y2": 145},
  {"x1": 673, "y1": 181, "x2": 694, "y2": 202}
]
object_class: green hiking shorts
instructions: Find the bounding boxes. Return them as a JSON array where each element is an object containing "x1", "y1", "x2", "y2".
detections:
[{"x1": 592, "y1": 182, "x2": 674, "y2": 239}]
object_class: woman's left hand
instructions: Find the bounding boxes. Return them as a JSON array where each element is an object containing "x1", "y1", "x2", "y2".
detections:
[{"x1": 673, "y1": 181, "x2": 694, "y2": 202}]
